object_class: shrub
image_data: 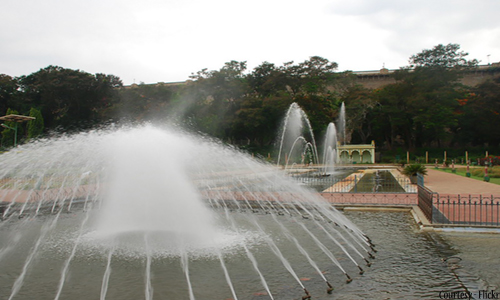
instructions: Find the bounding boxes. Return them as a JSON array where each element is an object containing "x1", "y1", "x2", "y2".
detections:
[
  {"x1": 402, "y1": 164, "x2": 428, "y2": 177},
  {"x1": 472, "y1": 166, "x2": 500, "y2": 178}
]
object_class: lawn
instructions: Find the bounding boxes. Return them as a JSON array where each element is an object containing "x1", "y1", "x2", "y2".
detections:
[{"x1": 435, "y1": 166, "x2": 500, "y2": 185}]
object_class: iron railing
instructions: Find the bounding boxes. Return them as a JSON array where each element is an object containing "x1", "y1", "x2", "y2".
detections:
[
  {"x1": 432, "y1": 194, "x2": 500, "y2": 226},
  {"x1": 417, "y1": 185, "x2": 434, "y2": 222}
]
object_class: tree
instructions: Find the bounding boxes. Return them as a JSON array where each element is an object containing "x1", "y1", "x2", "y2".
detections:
[
  {"x1": 184, "y1": 61, "x2": 249, "y2": 138},
  {"x1": 371, "y1": 83, "x2": 415, "y2": 149},
  {"x1": 375, "y1": 44, "x2": 479, "y2": 149},
  {"x1": 116, "y1": 83, "x2": 179, "y2": 121},
  {"x1": 456, "y1": 75, "x2": 500, "y2": 146},
  {"x1": 409, "y1": 43, "x2": 479, "y2": 69},
  {"x1": 18, "y1": 66, "x2": 122, "y2": 130},
  {"x1": 1, "y1": 108, "x2": 19, "y2": 148},
  {"x1": 277, "y1": 56, "x2": 340, "y2": 97},
  {"x1": 27, "y1": 107, "x2": 44, "y2": 139},
  {"x1": 295, "y1": 56, "x2": 339, "y2": 95},
  {"x1": 247, "y1": 62, "x2": 287, "y2": 97},
  {"x1": 0, "y1": 74, "x2": 20, "y2": 116},
  {"x1": 230, "y1": 96, "x2": 285, "y2": 146},
  {"x1": 341, "y1": 86, "x2": 378, "y2": 144}
]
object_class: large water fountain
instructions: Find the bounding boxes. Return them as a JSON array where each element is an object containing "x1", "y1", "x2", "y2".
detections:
[
  {"x1": 0, "y1": 124, "x2": 375, "y2": 300},
  {"x1": 276, "y1": 103, "x2": 320, "y2": 168},
  {"x1": 276, "y1": 102, "x2": 345, "y2": 176},
  {"x1": 321, "y1": 123, "x2": 338, "y2": 175}
]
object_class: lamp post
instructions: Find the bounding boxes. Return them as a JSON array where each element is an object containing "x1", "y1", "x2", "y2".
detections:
[
  {"x1": 0, "y1": 114, "x2": 36, "y2": 147},
  {"x1": 484, "y1": 164, "x2": 490, "y2": 182}
]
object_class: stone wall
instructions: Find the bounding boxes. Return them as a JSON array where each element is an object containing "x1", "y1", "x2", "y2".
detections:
[
  {"x1": 122, "y1": 64, "x2": 500, "y2": 90},
  {"x1": 354, "y1": 65, "x2": 500, "y2": 89}
]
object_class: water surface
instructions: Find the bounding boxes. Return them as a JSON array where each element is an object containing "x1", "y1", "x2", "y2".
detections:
[{"x1": 0, "y1": 210, "x2": 480, "y2": 300}]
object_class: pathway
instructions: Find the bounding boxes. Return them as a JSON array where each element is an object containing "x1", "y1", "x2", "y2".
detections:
[{"x1": 424, "y1": 168, "x2": 500, "y2": 195}]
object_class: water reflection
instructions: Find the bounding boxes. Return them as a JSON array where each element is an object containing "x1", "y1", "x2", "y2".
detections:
[
  {"x1": 441, "y1": 231, "x2": 500, "y2": 293},
  {"x1": 336, "y1": 211, "x2": 465, "y2": 299}
]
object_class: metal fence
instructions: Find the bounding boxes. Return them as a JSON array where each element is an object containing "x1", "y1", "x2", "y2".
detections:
[
  {"x1": 417, "y1": 182, "x2": 500, "y2": 226},
  {"x1": 432, "y1": 194, "x2": 500, "y2": 226},
  {"x1": 417, "y1": 185, "x2": 434, "y2": 222}
]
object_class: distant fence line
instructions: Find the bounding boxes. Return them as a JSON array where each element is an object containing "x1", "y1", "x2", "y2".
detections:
[
  {"x1": 320, "y1": 193, "x2": 417, "y2": 206},
  {"x1": 296, "y1": 173, "x2": 415, "y2": 193}
]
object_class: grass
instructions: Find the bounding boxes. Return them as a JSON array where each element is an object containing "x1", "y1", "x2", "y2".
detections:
[{"x1": 434, "y1": 166, "x2": 500, "y2": 185}]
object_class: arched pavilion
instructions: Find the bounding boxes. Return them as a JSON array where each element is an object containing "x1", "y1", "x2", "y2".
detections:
[{"x1": 337, "y1": 140, "x2": 376, "y2": 164}]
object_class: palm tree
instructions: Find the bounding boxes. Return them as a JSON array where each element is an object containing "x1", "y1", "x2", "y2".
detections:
[{"x1": 402, "y1": 164, "x2": 427, "y2": 184}]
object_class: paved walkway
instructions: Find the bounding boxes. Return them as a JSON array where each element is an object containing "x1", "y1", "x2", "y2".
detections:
[{"x1": 424, "y1": 168, "x2": 500, "y2": 195}]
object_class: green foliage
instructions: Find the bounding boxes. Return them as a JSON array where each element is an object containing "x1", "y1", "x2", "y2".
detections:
[
  {"x1": 0, "y1": 75, "x2": 20, "y2": 115},
  {"x1": 471, "y1": 166, "x2": 500, "y2": 178},
  {"x1": 27, "y1": 107, "x2": 44, "y2": 139},
  {"x1": 116, "y1": 83, "x2": 179, "y2": 121},
  {"x1": 1, "y1": 108, "x2": 19, "y2": 147},
  {"x1": 409, "y1": 43, "x2": 479, "y2": 69},
  {"x1": 181, "y1": 56, "x2": 347, "y2": 145},
  {"x1": 456, "y1": 76, "x2": 500, "y2": 145},
  {"x1": 18, "y1": 66, "x2": 122, "y2": 130},
  {"x1": 1, "y1": 43, "x2": 499, "y2": 154},
  {"x1": 370, "y1": 44, "x2": 482, "y2": 150},
  {"x1": 342, "y1": 85, "x2": 377, "y2": 144},
  {"x1": 402, "y1": 164, "x2": 428, "y2": 177}
]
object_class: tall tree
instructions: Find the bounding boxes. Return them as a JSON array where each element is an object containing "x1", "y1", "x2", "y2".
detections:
[
  {"x1": 341, "y1": 86, "x2": 378, "y2": 144},
  {"x1": 1, "y1": 108, "x2": 19, "y2": 147},
  {"x1": 456, "y1": 75, "x2": 500, "y2": 146},
  {"x1": 0, "y1": 75, "x2": 20, "y2": 116},
  {"x1": 247, "y1": 62, "x2": 287, "y2": 97},
  {"x1": 409, "y1": 43, "x2": 479, "y2": 69},
  {"x1": 375, "y1": 43, "x2": 479, "y2": 149},
  {"x1": 116, "y1": 83, "x2": 179, "y2": 121},
  {"x1": 27, "y1": 107, "x2": 44, "y2": 139},
  {"x1": 185, "y1": 61, "x2": 248, "y2": 138}
]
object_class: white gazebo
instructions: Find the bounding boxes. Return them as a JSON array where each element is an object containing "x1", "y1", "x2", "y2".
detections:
[{"x1": 337, "y1": 140, "x2": 376, "y2": 164}]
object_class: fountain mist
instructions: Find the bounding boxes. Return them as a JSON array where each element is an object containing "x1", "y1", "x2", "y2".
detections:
[
  {"x1": 321, "y1": 122, "x2": 338, "y2": 174},
  {"x1": 276, "y1": 103, "x2": 319, "y2": 167},
  {"x1": 338, "y1": 102, "x2": 346, "y2": 145}
]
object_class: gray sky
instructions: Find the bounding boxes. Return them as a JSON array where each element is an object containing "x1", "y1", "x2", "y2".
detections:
[{"x1": 1, "y1": 0, "x2": 499, "y2": 85}]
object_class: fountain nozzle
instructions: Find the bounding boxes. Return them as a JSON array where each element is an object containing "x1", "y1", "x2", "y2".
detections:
[
  {"x1": 358, "y1": 265, "x2": 364, "y2": 275},
  {"x1": 302, "y1": 288, "x2": 312, "y2": 300},
  {"x1": 326, "y1": 281, "x2": 334, "y2": 294},
  {"x1": 345, "y1": 273, "x2": 353, "y2": 283},
  {"x1": 364, "y1": 258, "x2": 372, "y2": 267},
  {"x1": 363, "y1": 234, "x2": 372, "y2": 242}
]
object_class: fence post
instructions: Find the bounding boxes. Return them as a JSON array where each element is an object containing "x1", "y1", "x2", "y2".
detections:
[
  {"x1": 491, "y1": 201, "x2": 500, "y2": 226},
  {"x1": 417, "y1": 173, "x2": 424, "y2": 187}
]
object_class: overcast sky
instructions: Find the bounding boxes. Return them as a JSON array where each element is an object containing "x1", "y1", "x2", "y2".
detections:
[{"x1": 1, "y1": 0, "x2": 499, "y2": 85}]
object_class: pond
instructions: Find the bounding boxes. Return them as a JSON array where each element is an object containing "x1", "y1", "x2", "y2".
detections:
[{"x1": 0, "y1": 210, "x2": 486, "y2": 300}]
